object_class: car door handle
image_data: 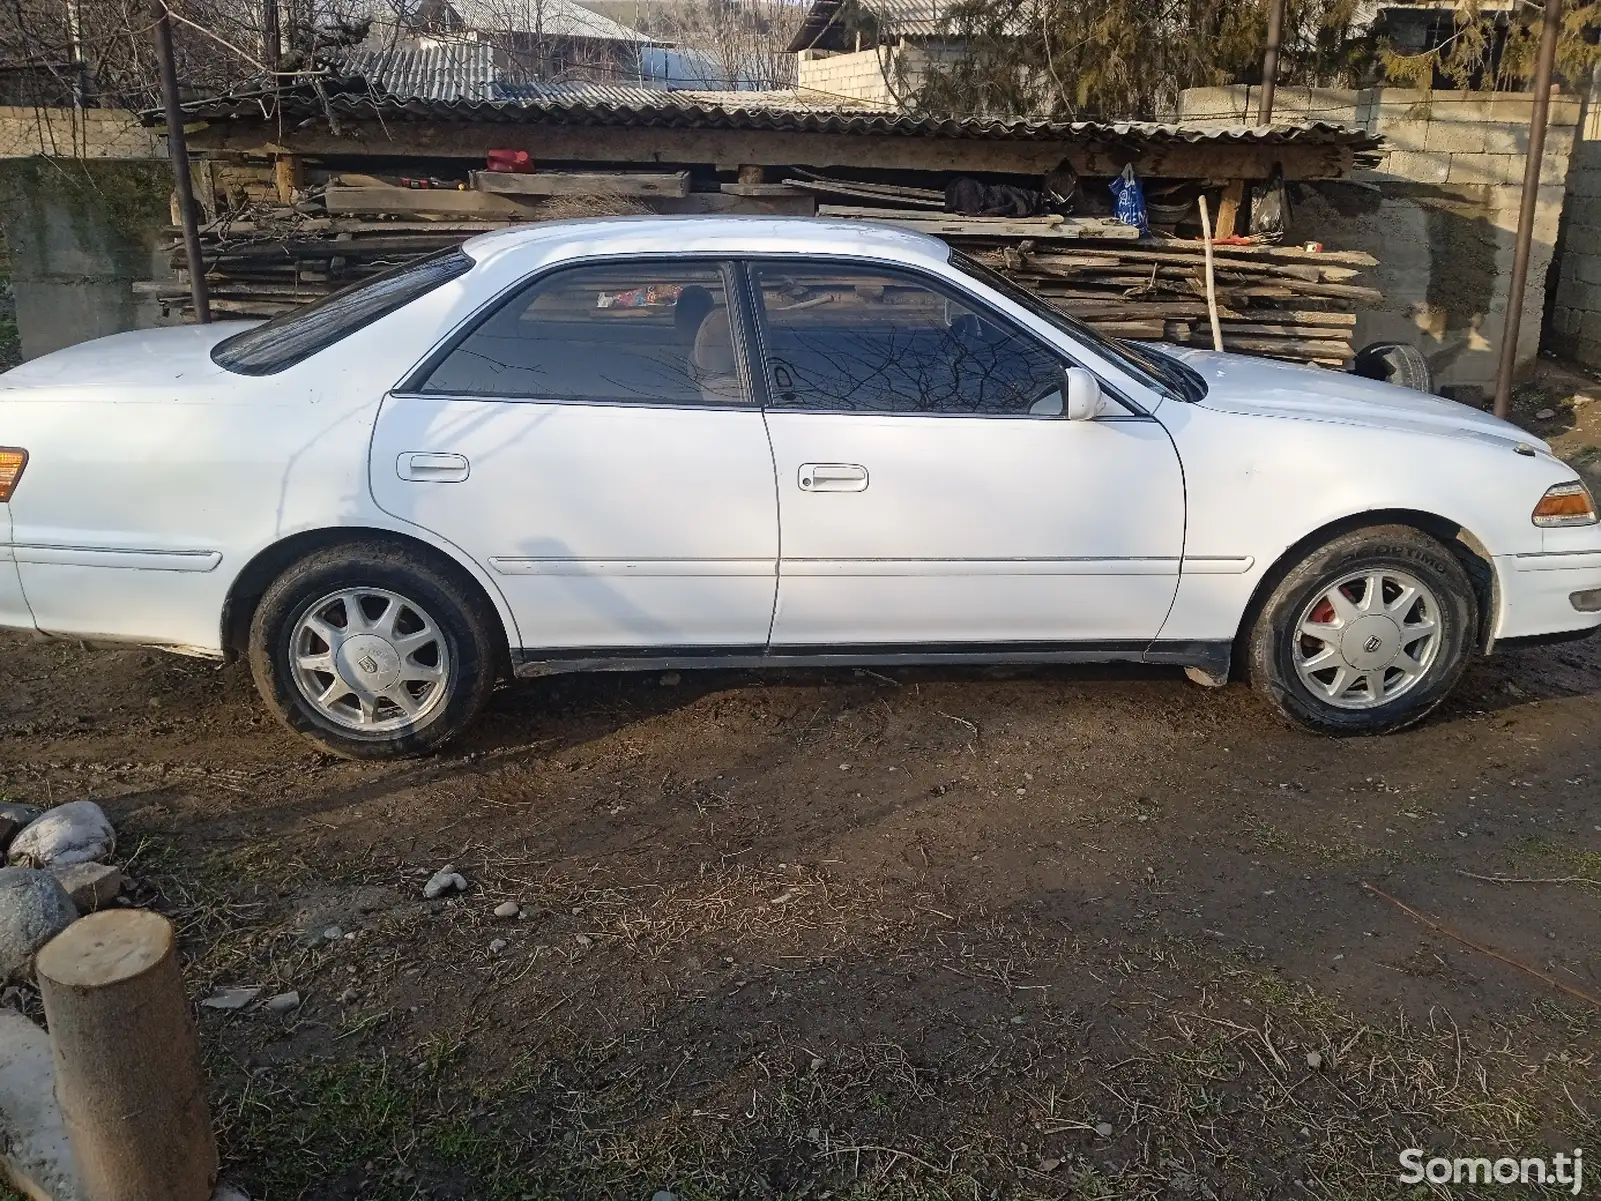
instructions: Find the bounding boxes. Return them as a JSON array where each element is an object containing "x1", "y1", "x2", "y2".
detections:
[
  {"x1": 397, "y1": 452, "x2": 470, "y2": 483},
  {"x1": 798, "y1": 463, "x2": 868, "y2": 492}
]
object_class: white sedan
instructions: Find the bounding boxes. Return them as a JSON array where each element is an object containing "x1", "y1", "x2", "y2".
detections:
[{"x1": 2, "y1": 217, "x2": 1598, "y2": 758}]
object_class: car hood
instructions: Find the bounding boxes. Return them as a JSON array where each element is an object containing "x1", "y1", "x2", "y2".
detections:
[
  {"x1": 0, "y1": 322, "x2": 255, "y2": 393},
  {"x1": 1156, "y1": 346, "x2": 1545, "y2": 450}
]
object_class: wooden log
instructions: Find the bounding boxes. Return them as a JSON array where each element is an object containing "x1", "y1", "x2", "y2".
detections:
[
  {"x1": 36, "y1": 910, "x2": 217, "y2": 1201},
  {"x1": 471, "y1": 169, "x2": 691, "y2": 198}
]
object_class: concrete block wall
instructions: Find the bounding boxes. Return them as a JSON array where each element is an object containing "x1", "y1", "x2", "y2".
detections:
[
  {"x1": 1178, "y1": 85, "x2": 1577, "y2": 397},
  {"x1": 797, "y1": 45, "x2": 950, "y2": 108},
  {"x1": 1549, "y1": 68, "x2": 1601, "y2": 367},
  {"x1": 0, "y1": 107, "x2": 158, "y2": 160},
  {"x1": 797, "y1": 48, "x2": 898, "y2": 105},
  {"x1": 0, "y1": 158, "x2": 172, "y2": 361}
]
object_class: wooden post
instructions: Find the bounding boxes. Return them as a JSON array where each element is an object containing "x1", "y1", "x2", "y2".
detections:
[
  {"x1": 36, "y1": 911, "x2": 218, "y2": 1201},
  {"x1": 1214, "y1": 179, "x2": 1245, "y2": 240},
  {"x1": 150, "y1": 0, "x2": 211, "y2": 323},
  {"x1": 274, "y1": 154, "x2": 304, "y2": 203},
  {"x1": 1259, "y1": 0, "x2": 1286, "y2": 124},
  {"x1": 1197, "y1": 194, "x2": 1224, "y2": 352},
  {"x1": 1493, "y1": 0, "x2": 1563, "y2": 419}
]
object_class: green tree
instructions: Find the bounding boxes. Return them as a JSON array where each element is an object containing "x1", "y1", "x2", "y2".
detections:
[
  {"x1": 1379, "y1": 0, "x2": 1601, "y2": 91},
  {"x1": 906, "y1": 0, "x2": 1365, "y2": 120}
]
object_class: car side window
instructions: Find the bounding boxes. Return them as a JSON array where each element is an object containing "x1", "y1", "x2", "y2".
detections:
[
  {"x1": 750, "y1": 262, "x2": 1068, "y2": 416},
  {"x1": 419, "y1": 261, "x2": 746, "y2": 406}
]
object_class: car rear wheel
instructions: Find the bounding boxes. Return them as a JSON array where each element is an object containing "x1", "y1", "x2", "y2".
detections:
[
  {"x1": 248, "y1": 542, "x2": 498, "y2": 759},
  {"x1": 1248, "y1": 526, "x2": 1477, "y2": 734}
]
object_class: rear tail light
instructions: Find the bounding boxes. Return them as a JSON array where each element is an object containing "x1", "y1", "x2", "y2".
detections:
[
  {"x1": 1532, "y1": 480, "x2": 1598, "y2": 527},
  {"x1": 0, "y1": 449, "x2": 25, "y2": 503}
]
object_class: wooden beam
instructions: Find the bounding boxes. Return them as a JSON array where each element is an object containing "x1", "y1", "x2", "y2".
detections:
[
  {"x1": 471, "y1": 169, "x2": 691, "y2": 197},
  {"x1": 188, "y1": 120, "x2": 1357, "y2": 180},
  {"x1": 652, "y1": 192, "x2": 816, "y2": 216},
  {"x1": 273, "y1": 154, "x2": 304, "y2": 202},
  {"x1": 720, "y1": 181, "x2": 807, "y2": 198},
  {"x1": 323, "y1": 183, "x2": 815, "y2": 218},
  {"x1": 1214, "y1": 179, "x2": 1245, "y2": 239},
  {"x1": 816, "y1": 205, "x2": 1141, "y2": 239},
  {"x1": 324, "y1": 184, "x2": 542, "y2": 217}
]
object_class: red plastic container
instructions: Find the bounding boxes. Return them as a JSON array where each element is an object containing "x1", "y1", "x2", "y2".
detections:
[{"x1": 486, "y1": 149, "x2": 534, "y2": 174}]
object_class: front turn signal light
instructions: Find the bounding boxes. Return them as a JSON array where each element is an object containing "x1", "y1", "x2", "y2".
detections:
[
  {"x1": 0, "y1": 449, "x2": 25, "y2": 503},
  {"x1": 1532, "y1": 480, "x2": 1598, "y2": 527}
]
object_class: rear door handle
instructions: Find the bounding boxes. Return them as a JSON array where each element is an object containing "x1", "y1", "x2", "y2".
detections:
[
  {"x1": 398, "y1": 452, "x2": 470, "y2": 483},
  {"x1": 798, "y1": 463, "x2": 868, "y2": 492}
]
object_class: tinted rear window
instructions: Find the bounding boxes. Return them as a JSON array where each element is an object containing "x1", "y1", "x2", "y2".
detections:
[{"x1": 211, "y1": 249, "x2": 474, "y2": 376}]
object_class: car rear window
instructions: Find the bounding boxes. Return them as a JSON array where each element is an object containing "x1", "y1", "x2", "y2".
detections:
[{"x1": 211, "y1": 249, "x2": 474, "y2": 376}]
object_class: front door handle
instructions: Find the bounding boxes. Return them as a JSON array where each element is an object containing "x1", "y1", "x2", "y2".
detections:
[
  {"x1": 798, "y1": 463, "x2": 868, "y2": 492},
  {"x1": 398, "y1": 452, "x2": 470, "y2": 483}
]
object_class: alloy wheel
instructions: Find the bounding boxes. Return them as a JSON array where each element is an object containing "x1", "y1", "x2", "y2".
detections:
[
  {"x1": 1291, "y1": 568, "x2": 1442, "y2": 709},
  {"x1": 289, "y1": 587, "x2": 451, "y2": 732}
]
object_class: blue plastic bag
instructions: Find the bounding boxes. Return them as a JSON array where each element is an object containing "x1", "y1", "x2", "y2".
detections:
[{"x1": 1110, "y1": 164, "x2": 1148, "y2": 235}]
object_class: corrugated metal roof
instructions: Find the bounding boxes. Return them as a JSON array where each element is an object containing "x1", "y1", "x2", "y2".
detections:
[
  {"x1": 343, "y1": 38, "x2": 772, "y2": 99},
  {"x1": 789, "y1": 0, "x2": 971, "y2": 52},
  {"x1": 429, "y1": 0, "x2": 654, "y2": 41},
  {"x1": 170, "y1": 82, "x2": 1385, "y2": 162},
  {"x1": 343, "y1": 43, "x2": 501, "y2": 101}
]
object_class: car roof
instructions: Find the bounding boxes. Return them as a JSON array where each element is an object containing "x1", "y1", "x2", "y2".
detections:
[{"x1": 460, "y1": 215, "x2": 954, "y2": 271}]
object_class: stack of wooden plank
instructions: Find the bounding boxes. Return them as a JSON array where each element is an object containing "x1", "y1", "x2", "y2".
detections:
[
  {"x1": 150, "y1": 180, "x2": 1378, "y2": 368},
  {"x1": 966, "y1": 240, "x2": 1378, "y2": 367},
  {"x1": 818, "y1": 206, "x2": 1377, "y2": 367},
  {"x1": 142, "y1": 212, "x2": 505, "y2": 317}
]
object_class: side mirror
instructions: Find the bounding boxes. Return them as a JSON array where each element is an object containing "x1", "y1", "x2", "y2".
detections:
[{"x1": 1064, "y1": 367, "x2": 1106, "y2": 421}]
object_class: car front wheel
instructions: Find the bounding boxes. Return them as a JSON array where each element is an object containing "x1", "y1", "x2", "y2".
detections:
[
  {"x1": 1248, "y1": 525, "x2": 1478, "y2": 734},
  {"x1": 248, "y1": 542, "x2": 499, "y2": 759}
]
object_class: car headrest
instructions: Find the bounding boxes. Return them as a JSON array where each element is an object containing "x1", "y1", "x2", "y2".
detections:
[{"x1": 692, "y1": 308, "x2": 735, "y2": 377}]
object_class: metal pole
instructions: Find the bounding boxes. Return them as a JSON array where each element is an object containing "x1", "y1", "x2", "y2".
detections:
[
  {"x1": 150, "y1": 0, "x2": 211, "y2": 324},
  {"x1": 1259, "y1": 0, "x2": 1287, "y2": 124},
  {"x1": 1492, "y1": 0, "x2": 1562, "y2": 419}
]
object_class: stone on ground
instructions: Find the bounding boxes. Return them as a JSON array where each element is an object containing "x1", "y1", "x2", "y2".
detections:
[
  {"x1": 0, "y1": 805, "x2": 43, "y2": 856},
  {"x1": 8, "y1": 802, "x2": 115, "y2": 869},
  {"x1": 200, "y1": 987, "x2": 261, "y2": 1011},
  {"x1": 0, "y1": 868, "x2": 78, "y2": 980},
  {"x1": 50, "y1": 863, "x2": 123, "y2": 912},
  {"x1": 423, "y1": 867, "x2": 467, "y2": 899}
]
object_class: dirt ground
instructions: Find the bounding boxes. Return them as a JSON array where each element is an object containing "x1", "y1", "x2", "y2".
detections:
[{"x1": 1, "y1": 368, "x2": 1600, "y2": 1200}]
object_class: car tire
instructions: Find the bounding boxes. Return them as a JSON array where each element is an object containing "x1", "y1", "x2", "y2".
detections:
[
  {"x1": 1248, "y1": 525, "x2": 1477, "y2": 735},
  {"x1": 1353, "y1": 341, "x2": 1433, "y2": 393},
  {"x1": 248, "y1": 541, "x2": 499, "y2": 759}
]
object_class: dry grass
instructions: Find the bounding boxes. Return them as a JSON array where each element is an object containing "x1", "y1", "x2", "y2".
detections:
[{"x1": 129, "y1": 831, "x2": 1599, "y2": 1201}]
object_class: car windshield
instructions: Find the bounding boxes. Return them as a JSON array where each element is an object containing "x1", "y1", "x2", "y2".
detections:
[
  {"x1": 950, "y1": 249, "x2": 1208, "y2": 403},
  {"x1": 212, "y1": 248, "x2": 475, "y2": 376}
]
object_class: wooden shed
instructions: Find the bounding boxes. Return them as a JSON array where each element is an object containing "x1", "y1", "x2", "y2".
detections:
[{"x1": 153, "y1": 81, "x2": 1387, "y2": 366}]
